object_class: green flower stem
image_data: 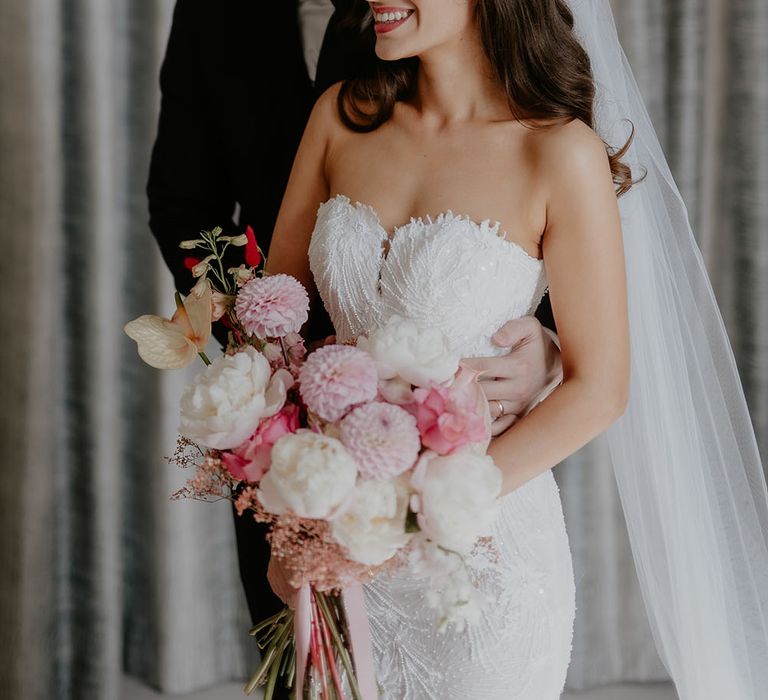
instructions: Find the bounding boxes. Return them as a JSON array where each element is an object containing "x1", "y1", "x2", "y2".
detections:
[
  {"x1": 263, "y1": 627, "x2": 292, "y2": 700},
  {"x1": 315, "y1": 592, "x2": 364, "y2": 700},
  {"x1": 254, "y1": 609, "x2": 293, "y2": 651},
  {"x1": 211, "y1": 254, "x2": 229, "y2": 292},
  {"x1": 198, "y1": 351, "x2": 211, "y2": 366},
  {"x1": 244, "y1": 614, "x2": 293, "y2": 695},
  {"x1": 243, "y1": 643, "x2": 278, "y2": 694},
  {"x1": 278, "y1": 637, "x2": 296, "y2": 688},
  {"x1": 286, "y1": 642, "x2": 297, "y2": 688},
  {"x1": 194, "y1": 227, "x2": 238, "y2": 295},
  {"x1": 279, "y1": 337, "x2": 290, "y2": 367},
  {"x1": 249, "y1": 607, "x2": 290, "y2": 636},
  {"x1": 210, "y1": 267, "x2": 228, "y2": 292}
]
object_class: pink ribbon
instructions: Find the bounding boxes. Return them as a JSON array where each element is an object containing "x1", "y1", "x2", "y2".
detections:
[
  {"x1": 341, "y1": 582, "x2": 378, "y2": 699},
  {"x1": 293, "y1": 583, "x2": 312, "y2": 696},
  {"x1": 293, "y1": 582, "x2": 377, "y2": 700}
]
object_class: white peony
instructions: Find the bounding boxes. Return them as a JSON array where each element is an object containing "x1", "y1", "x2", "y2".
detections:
[
  {"x1": 414, "y1": 449, "x2": 502, "y2": 552},
  {"x1": 257, "y1": 430, "x2": 358, "y2": 519},
  {"x1": 331, "y1": 477, "x2": 413, "y2": 565},
  {"x1": 357, "y1": 315, "x2": 459, "y2": 388},
  {"x1": 178, "y1": 345, "x2": 291, "y2": 449},
  {"x1": 407, "y1": 536, "x2": 491, "y2": 632},
  {"x1": 425, "y1": 564, "x2": 488, "y2": 632}
]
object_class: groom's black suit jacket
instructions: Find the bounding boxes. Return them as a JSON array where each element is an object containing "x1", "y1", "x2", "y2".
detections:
[
  {"x1": 147, "y1": 0, "x2": 364, "y2": 350},
  {"x1": 145, "y1": 3, "x2": 373, "y2": 675},
  {"x1": 147, "y1": 0, "x2": 555, "y2": 673}
]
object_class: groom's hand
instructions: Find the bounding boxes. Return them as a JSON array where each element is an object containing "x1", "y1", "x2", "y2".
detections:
[{"x1": 461, "y1": 316, "x2": 562, "y2": 436}]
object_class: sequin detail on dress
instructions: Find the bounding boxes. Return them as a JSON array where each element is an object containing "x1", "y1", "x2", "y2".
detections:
[{"x1": 308, "y1": 193, "x2": 575, "y2": 699}]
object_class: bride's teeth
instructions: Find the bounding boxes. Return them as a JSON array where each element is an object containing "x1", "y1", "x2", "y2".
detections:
[{"x1": 375, "y1": 10, "x2": 411, "y2": 23}]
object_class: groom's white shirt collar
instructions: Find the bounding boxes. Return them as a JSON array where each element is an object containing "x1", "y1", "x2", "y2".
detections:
[{"x1": 297, "y1": 0, "x2": 335, "y2": 84}]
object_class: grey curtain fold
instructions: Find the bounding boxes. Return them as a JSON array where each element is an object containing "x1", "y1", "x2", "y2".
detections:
[{"x1": 0, "y1": 1, "x2": 765, "y2": 698}]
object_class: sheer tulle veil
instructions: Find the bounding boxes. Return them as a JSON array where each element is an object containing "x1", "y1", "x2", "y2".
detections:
[{"x1": 563, "y1": 1, "x2": 768, "y2": 697}]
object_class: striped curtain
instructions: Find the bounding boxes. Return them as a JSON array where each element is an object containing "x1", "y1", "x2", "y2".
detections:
[{"x1": 0, "y1": 0, "x2": 765, "y2": 697}]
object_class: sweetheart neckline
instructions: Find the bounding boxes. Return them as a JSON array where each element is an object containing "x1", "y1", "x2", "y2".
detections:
[{"x1": 319, "y1": 192, "x2": 544, "y2": 266}]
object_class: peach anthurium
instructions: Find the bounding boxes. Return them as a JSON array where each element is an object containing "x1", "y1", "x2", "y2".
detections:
[{"x1": 124, "y1": 281, "x2": 213, "y2": 369}]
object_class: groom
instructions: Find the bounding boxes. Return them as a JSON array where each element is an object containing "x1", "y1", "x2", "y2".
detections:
[{"x1": 147, "y1": 0, "x2": 561, "y2": 684}]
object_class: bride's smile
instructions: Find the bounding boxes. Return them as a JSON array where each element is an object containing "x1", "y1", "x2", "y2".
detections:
[
  {"x1": 367, "y1": 0, "x2": 479, "y2": 64},
  {"x1": 371, "y1": 5, "x2": 416, "y2": 33}
]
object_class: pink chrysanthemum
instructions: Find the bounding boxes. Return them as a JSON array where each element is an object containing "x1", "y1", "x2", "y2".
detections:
[
  {"x1": 234, "y1": 273, "x2": 309, "y2": 338},
  {"x1": 340, "y1": 402, "x2": 421, "y2": 480},
  {"x1": 298, "y1": 345, "x2": 378, "y2": 422}
]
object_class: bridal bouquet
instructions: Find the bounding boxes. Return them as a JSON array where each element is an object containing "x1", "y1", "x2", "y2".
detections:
[{"x1": 124, "y1": 225, "x2": 502, "y2": 700}]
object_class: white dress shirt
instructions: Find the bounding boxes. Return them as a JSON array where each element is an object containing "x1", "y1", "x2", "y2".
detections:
[{"x1": 297, "y1": 0, "x2": 336, "y2": 84}]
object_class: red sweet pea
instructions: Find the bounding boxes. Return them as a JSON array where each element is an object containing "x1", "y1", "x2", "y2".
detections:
[{"x1": 244, "y1": 225, "x2": 262, "y2": 267}]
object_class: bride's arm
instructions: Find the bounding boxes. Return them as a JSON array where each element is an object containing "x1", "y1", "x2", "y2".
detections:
[
  {"x1": 487, "y1": 119, "x2": 630, "y2": 496},
  {"x1": 262, "y1": 82, "x2": 341, "y2": 302}
]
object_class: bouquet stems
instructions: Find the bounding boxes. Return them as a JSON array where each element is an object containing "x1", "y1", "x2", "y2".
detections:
[{"x1": 244, "y1": 589, "x2": 364, "y2": 700}]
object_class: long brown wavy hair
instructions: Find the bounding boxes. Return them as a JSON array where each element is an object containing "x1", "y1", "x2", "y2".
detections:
[{"x1": 334, "y1": 0, "x2": 644, "y2": 197}]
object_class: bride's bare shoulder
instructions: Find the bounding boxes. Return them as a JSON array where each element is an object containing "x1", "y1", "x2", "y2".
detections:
[
  {"x1": 307, "y1": 80, "x2": 345, "y2": 133},
  {"x1": 530, "y1": 117, "x2": 611, "y2": 181},
  {"x1": 310, "y1": 79, "x2": 374, "y2": 136}
]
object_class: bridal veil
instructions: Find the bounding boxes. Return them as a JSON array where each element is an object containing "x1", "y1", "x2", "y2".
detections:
[{"x1": 565, "y1": 1, "x2": 768, "y2": 697}]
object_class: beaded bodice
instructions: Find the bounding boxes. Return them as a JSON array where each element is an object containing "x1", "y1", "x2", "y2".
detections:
[{"x1": 308, "y1": 193, "x2": 549, "y2": 358}]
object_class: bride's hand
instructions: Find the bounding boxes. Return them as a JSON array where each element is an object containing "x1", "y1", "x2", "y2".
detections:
[
  {"x1": 267, "y1": 553, "x2": 301, "y2": 609},
  {"x1": 461, "y1": 316, "x2": 562, "y2": 436}
]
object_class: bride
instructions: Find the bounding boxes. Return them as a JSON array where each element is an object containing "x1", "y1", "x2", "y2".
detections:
[{"x1": 264, "y1": 0, "x2": 768, "y2": 698}]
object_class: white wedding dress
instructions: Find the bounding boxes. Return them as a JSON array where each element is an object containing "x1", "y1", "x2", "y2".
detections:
[{"x1": 308, "y1": 192, "x2": 576, "y2": 699}]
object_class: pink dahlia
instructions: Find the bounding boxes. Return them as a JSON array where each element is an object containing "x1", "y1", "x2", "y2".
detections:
[
  {"x1": 234, "y1": 273, "x2": 309, "y2": 338},
  {"x1": 340, "y1": 402, "x2": 421, "y2": 480},
  {"x1": 298, "y1": 345, "x2": 378, "y2": 422}
]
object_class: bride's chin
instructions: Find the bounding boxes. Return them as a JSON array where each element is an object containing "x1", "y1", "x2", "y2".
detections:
[{"x1": 375, "y1": 45, "x2": 418, "y2": 62}]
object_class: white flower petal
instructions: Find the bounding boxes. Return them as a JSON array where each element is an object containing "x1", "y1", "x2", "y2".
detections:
[
  {"x1": 360, "y1": 316, "x2": 459, "y2": 388},
  {"x1": 257, "y1": 430, "x2": 358, "y2": 519},
  {"x1": 417, "y1": 449, "x2": 502, "y2": 552},
  {"x1": 263, "y1": 368, "x2": 294, "y2": 416},
  {"x1": 331, "y1": 477, "x2": 412, "y2": 565},
  {"x1": 178, "y1": 346, "x2": 275, "y2": 449}
]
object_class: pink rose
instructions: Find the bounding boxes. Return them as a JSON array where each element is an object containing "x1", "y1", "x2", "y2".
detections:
[
  {"x1": 221, "y1": 403, "x2": 300, "y2": 482},
  {"x1": 407, "y1": 379, "x2": 487, "y2": 456}
]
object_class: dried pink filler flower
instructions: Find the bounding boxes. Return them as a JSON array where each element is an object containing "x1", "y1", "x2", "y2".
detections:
[
  {"x1": 298, "y1": 345, "x2": 379, "y2": 422},
  {"x1": 236, "y1": 488, "x2": 402, "y2": 592},
  {"x1": 234, "y1": 273, "x2": 309, "y2": 338},
  {"x1": 340, "y1": 402, "x2": 421, "y2": 479}
]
